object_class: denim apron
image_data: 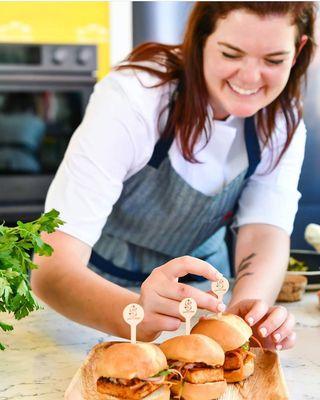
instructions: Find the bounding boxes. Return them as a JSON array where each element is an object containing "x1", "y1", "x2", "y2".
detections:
[{"x1": 90, "y1": 116, "x2": 261, "y2": 286}]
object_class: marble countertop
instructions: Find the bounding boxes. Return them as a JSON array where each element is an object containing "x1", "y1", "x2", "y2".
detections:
[{"x1": 0, "y1": 292, "x2": 319, "y2": 400}]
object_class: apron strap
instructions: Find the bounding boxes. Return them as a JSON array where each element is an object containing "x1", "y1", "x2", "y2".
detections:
[
  {"x1": 147, "y1": 135, "x2": 174, "y2": 168},
  {"x1": 148, "y1": 86, "x2": 178, "y2": 169},
  {"x1": 244, "y1": 116, "x2": 261, "y2": 179}
]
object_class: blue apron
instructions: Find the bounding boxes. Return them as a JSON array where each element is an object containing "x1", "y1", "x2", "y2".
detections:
[{"x1": 90, "y1": 116, "x2": 260, "y2": 286}]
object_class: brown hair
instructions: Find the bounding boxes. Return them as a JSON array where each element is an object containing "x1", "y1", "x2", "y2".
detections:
[{"x1": 116, "y1": 2, "x2": 317, "y2": 166}]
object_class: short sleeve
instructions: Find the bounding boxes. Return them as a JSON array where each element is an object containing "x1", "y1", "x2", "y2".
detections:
[{"x1": 234, "y1": 117, "x2": 307, "y2": 235}]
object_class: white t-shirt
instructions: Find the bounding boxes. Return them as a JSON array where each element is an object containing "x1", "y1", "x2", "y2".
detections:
[{"x1": 45, "y1": 66, "x2": 306, "y2": 247}]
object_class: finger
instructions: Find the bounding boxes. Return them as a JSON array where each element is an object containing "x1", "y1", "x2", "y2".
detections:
[
  {"x1": 160, "y1": 256, "x2": 222, "y2": 281},
  {"x1": 275, "y1": 331, "x2": 297, "y2": 351},
  {"x1": 271, "y1": 313, "x2": 295, "y2": 344},
  {"x1": 143, "y1": 313, "x2": 181, "y2": 335},
  {"x1": 257, "y1": 306, "x2": 288, "y2": 338},
  {"x1": 242, "y1": 300, "x2": 269, "y2": 327},
  {"x1": 149, "y1": 295, "x2": 185, "y2": 321},
  {"x1": 158, "y1": 281, "x2": 226, "y2": 313}
]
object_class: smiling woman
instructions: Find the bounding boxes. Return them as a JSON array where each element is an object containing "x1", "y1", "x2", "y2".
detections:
[{"x1": 31, "y1": 2, "x2": 317, "y2": 353}]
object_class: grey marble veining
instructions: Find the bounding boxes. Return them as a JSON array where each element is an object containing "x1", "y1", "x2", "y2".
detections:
[{"x1": 0, "y1": 292, "x2": 319, "y2": 400}]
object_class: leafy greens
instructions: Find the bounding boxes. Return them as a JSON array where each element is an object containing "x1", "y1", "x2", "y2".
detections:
[{"x1": 0, "y1": 209, "x2": 64, "y2": 350}]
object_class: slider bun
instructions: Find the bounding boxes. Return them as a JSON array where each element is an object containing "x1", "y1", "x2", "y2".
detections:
[
  {"x1": 224, "y1": 354, "x2": 254, "y2": 383},
  {"x1": 159, "y1": 334, "x2": 225, "y2": 366},
  {"x1": 95, "y1": 342, "x2": 168, "y2": 380},
  {"x1": 100, "y1": 385, "x2": 170, "y2": 400},
  {"x1": 171, "y1": 381, "x2": 227, "y2": 400},
  {"x1": 191, "y1": 313, "x2": 252, "y2": 352}
]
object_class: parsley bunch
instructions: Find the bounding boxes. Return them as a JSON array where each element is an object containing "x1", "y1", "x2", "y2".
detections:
[{"x1": 0, "y1": 209, "x2": 64, "y2": 350}]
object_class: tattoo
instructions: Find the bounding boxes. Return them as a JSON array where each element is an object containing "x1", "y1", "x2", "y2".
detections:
[
  {"x1": 234, "y1": 253, "x2": 256, "y2": 288},
  {"x1": 234, "y1": 272, "x2": 254, "y2": 287}
]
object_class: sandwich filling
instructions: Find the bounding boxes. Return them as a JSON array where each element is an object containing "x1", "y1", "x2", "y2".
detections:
[
  {"x1": 97, "y1": 369, "x2": 179, "y2": 399},
  {"x1": 97, "y1": 376, "x2": 161, "y2": 399},
  {"x1": 223, "y1": 342, "x2": 256, "y2": 374},
  {"x1": 167, "y1": 360, "x2": 224, "y2": 384}
]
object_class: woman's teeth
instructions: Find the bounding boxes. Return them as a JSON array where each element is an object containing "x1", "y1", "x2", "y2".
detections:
[{"x1": 228, "y1": 82, "x2": 260, "y2": 96}]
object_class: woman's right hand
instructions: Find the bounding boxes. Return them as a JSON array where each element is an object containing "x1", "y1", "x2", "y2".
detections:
[{"x1": 137, "y1": 256, "x2": 226, "y2": 341}]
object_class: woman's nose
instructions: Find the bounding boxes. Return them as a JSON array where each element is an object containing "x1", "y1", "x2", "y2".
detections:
[{"x1": 237, "y1": 59, "x2": 262, "y2": 86}]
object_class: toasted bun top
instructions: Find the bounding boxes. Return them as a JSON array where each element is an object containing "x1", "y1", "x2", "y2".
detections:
[
  {"x1": 95, "y1": 342, "x2": 168, "y2": 380},
  {"x1": 159, "y1": 334, "x2": 225, "y2": 366},
  {"x1": 191, "y1": 313, "x2": 252, "y2": 352}
]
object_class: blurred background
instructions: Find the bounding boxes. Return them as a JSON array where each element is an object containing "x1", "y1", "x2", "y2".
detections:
[{"x1": 0, "y1": 1, "x2": 319, "y2": 252}]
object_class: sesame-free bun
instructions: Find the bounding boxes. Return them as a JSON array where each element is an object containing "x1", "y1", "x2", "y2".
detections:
[
  {"x1": 100, "y1": 385, "x2": 170, "y2": 400},
  {"x1": 95, "y1": 342, "x2": 168, "y2": 380},
  {"x1": 224, "y1": 354, "x2": 255, "y2": 383},
  {"x1": 191, "y1": 313, "x2": 252, "y2": 352},
  {"x1": 80, "y1": 342, "x2": 169, "y2": 400},
  {"x1": 159, "y1": 334, "x2": 225, "y2": 366},
  {"x1": 171, "y1": 381, "x2": 227, "y2": 400}
]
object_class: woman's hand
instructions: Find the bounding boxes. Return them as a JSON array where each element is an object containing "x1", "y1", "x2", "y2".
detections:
[
  {"x1": 138, "y1": 256, "x2": 225, "y2": 342},
  {"x1": 227, "y1": 300, "x2": 296, "y2": 351}
]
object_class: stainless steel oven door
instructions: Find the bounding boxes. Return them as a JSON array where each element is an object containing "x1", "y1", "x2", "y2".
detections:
[{"x1": 0, "y1": 44, "x2": 96, "y2": 223}]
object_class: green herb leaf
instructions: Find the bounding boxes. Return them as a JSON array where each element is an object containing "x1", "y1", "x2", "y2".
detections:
[
  {"x1": 241, "y1": 342, "x2": 250, "y2": 351},
  {"x1": 288, "y1": 257, "x2": 308, "y2": 272},
  {"x1": 0, "y1": 322, "x2": 13, "y2": 332},
  {"x1": 0, "y1": 209, "x2": 64, "y2": 349}
]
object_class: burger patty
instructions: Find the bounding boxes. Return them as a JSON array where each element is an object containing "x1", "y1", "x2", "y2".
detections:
[
  {"x1": 184, "y1": 366, "x2": 224, "y2": 384},
  {"x1": 224, "y1": 349, "x2": 249, "y2": 371},
  {"x1": 97, "y1": 377, "x2": 158, "y2": 399}
]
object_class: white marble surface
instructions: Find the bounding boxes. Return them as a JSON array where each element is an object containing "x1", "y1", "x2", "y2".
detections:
[{"x1": 0, "y1": 292, "x2": 319, "y2": 400}]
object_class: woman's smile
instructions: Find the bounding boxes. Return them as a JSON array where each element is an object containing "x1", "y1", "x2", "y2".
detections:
[{"x1": 227, "y1": 81, "x2": 262, "y2": 96}]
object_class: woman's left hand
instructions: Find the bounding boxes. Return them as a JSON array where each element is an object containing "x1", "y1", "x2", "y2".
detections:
[{"x1": 227, "y1": 299, "x2": 296, "y2": 351}]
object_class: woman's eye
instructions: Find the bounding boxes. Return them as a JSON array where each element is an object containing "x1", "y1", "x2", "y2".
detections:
[
  {"x1": 266, "y1": 59, "x2": 284, "y2": 65},
  {"x1": 222, "y1": 52, "x2": 240, "y2": 59}
]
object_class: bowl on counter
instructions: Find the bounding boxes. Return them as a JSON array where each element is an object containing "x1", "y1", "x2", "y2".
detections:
[{"x1": 288, "y1": 250, "x2": 320, "y2": 290}]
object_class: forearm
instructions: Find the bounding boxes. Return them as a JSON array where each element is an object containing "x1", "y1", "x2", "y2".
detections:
[
  {"x1": 229, "y1": 224, "x2": 290, "y2": 308},
  {"x1": 31, "y1": 234, "x2": 138, "y2": 339}
]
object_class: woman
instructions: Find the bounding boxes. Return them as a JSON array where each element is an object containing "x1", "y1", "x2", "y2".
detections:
[{"x1": 31, "y1": 2, "x2": 317, "y2": 351}]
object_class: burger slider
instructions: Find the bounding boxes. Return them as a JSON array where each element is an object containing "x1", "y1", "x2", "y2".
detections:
[
  {"x1": 191, "y1": 313, "x2": 257, "y2": 383},
  {"x1": 159, "y1": 334, "x2": 227, "y2": 400},
  {"x1": 84, "y1": 342, "x2": 171, "y2": 399}
]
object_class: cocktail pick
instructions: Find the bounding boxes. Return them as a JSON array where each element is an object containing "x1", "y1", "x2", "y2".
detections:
[
  {"x1": 123, "y1": 303, "x2": 144, "y2": 344},
  {"x1": 179, "y1": 297, "x2": 197, "y2": 335},
  {"x1": 211, "y1": 276, "x2": 229, "y2": 318}
]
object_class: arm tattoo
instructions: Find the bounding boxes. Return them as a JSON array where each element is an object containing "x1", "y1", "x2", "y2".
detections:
[{"x1": 234, "y1": 253, "x2": 256, "y2": 288}]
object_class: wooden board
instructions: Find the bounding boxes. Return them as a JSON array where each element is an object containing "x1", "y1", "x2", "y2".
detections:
[{"x1": 65, "y1": 344, "x2": 289, "y2": 400}]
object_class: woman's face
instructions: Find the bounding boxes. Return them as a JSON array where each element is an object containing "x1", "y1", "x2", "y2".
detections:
[{"x1": 203, "y1": 10, "x2": 299, "y2": 120}]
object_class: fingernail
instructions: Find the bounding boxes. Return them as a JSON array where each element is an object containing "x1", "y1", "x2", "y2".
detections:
[
  {"x1": 276, "y1": 344, "x2": 282, "y2": 351},
  {"x1": 247, "y1": 317, "x2": 254, "y2": 326},
  {"x1": 289, "y1": 332, "x2": 297, "y2": 341},
  {"x1": 259, "y1": 327, "x2": 268, "y2": 337},
  {"x1": 217, "y1": 303, "x2": 226, "y2": 312},
  {"x1": 273, "y1": 333, "x2": 281, "y2": 343}
]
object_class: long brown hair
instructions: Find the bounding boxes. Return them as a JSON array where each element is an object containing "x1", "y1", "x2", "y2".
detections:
[{"x1": 116, "y1": 2, "x2": 317, "y2": 166}]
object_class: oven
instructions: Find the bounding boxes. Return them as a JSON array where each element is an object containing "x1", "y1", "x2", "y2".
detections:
[{"x1": 0, "y1": 43, "x2": 97, "y2": 223}]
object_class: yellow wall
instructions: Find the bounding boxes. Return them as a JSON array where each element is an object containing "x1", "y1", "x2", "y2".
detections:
[{"x1": 0, "y1": 1, "x2": 110, "y2": 79}]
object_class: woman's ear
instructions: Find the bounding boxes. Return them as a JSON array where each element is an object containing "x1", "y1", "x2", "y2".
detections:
[{"x1": 292, "y1": 34, "x2": 308, "y2": 66}]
